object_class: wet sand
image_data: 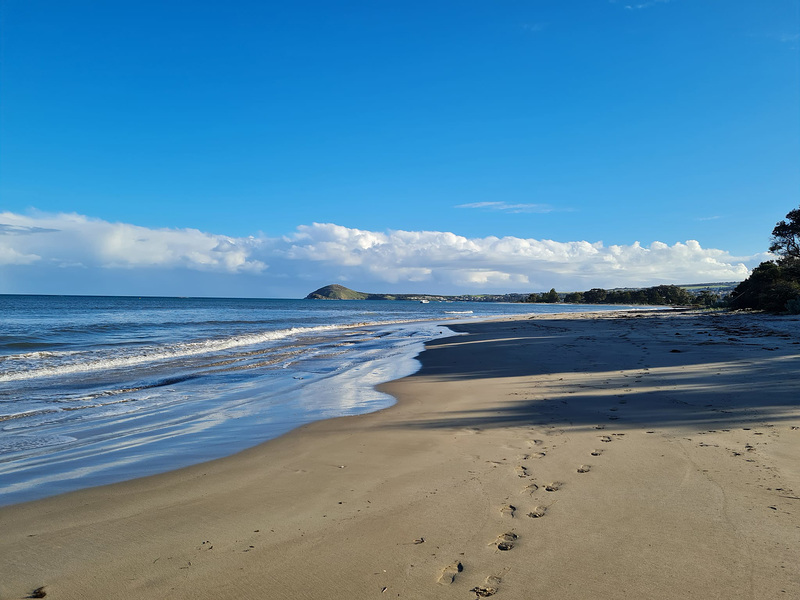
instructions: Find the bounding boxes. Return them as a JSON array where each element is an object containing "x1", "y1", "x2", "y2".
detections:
[{"x1": 1, "y1": 310, "x2": 799, "y2": 599}]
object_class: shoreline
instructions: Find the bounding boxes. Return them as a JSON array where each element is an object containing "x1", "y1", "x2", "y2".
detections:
[
  {"x1": 0, "y1": 304, "x2": 638, "y2": 507},
  {"x1": 1, "y1": 310, "x2": 798, "y2": 599},
  {"x1": 0, "y1": 318, "x2": 450, "y2": 507}
]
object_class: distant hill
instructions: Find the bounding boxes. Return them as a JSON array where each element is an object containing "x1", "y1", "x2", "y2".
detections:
[
  {"x1": 304, "y1": 284, "x2": 527, "y2": 302},
  {"x1": 305, "y1": 284, "x2": 370, "y2": 300}
]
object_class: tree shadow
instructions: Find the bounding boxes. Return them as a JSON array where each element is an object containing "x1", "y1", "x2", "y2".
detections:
[{"x1": 382, "y1": 313, "x2": 800, "y2": 432}]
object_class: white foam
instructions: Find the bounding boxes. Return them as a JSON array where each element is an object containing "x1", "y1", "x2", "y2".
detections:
[{"x1": 0, "y1": 318, "x2": 441, "y2": 382}]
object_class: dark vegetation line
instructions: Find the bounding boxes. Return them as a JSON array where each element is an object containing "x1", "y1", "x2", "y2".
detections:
[
  {"x1": 522, "y1": 285, "x2": 717, "y2": 307},
  {"x1": 305, "y1": 283, "x2": 734, "y2": 306}
]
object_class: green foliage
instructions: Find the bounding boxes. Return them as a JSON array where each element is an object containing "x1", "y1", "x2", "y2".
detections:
[
  {"x1": 524, "y1": 289, "x2": 560, "y2": 303},
  {"x1": 600, "y1": 285, "x2": 693, "y2": 305},
  {"x1": 536, "y1": 284, "x2": 695, "y2": 306},
  {"x1": 541, "y1": 288, "x2": 560, "y2": 303},
  {"x1": 728, "y1": 205, "x2": 800, "y2": 312},
  {"x1": 729, "y1": 262, "x2": 800, "y2": 312},
  {"x1": 694, "y1": 290, "x2": 721, "y2": 307},
  {"x1": 583, "y1": 288, "x2": 607, "y2": 303},
  {"x1": 769, "y1": 207, "x2": 800, "y2": 263}
]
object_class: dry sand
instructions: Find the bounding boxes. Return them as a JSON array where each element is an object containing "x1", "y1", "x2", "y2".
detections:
[{"x1": 1, "y1": 310, "x2": 799, "y2": 600}]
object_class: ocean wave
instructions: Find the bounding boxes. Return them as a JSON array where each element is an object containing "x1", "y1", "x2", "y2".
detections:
[
  {"x1": 0, "y1": 342, "x2": 55, "y2": 351},
  {"x1": 49, "y1": 317, "x2": 285, "y2": 334},
  {"x1": 0, "y1": 409, "x2": 59, "y2": 423},
  {"x1": 2, "y1": 349, "x2": 83, "y2": 361},
  {"x1": 0, "y1": 318, "x2": 429, "y2": 382}
]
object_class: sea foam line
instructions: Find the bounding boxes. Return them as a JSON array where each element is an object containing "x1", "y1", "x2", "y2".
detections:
[{"x1": 0, "y1": 318, "x2": 438, "y2": 382}]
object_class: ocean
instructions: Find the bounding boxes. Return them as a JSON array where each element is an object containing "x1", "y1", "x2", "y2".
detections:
[{"x1": 0, "y1": 294, "x2": 626, "y2": 506}]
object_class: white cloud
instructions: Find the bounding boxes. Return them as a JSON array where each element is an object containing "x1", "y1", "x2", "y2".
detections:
[
  {"x1": 279, "y1": 223, "x2": 758, "y2": 290},
  {"x1": 0, "y1": 211, "x2": 268, "y2": 273},
  {"x1": 456, "y1": 202, "x2": 561, "y2": 214},
  {"x1": 522, "y1": 23, "x2": 546, "y2": 33},
  {"x1": 0, "y1": 245, "x2": 40, "y2": 266},
  {"x1": 0, "y1": 211, "x2": 765, "y2": 296},
  {"x1": 620, "y1": 0, "x2": 672, "y2": 9}
]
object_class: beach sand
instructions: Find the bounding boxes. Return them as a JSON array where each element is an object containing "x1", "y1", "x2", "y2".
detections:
[{"x1": 1, "y1": 310, "x2": 799, "y2": 599}]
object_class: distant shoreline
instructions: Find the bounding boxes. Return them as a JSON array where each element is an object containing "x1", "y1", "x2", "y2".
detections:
[{"x1": 305, "y1": 282, "x2": 740, "y2": 306}]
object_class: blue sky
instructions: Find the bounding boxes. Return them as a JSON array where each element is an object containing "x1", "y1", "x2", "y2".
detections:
[{"x1": 1, "y1": 0, "x2": 798, "y2": 297}]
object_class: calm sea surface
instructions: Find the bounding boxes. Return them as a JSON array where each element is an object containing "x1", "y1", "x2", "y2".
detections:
[{"x1": 0, "y1": 295, "x2": 628, "y2": 505}]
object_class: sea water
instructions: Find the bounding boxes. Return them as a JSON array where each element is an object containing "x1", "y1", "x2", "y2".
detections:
[{"x1": 0, "y1": 295, "x2": 626, "y2": 506}]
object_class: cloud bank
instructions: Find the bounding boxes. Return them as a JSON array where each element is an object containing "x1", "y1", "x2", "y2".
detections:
[
  {"x1": 0, "y1": 212, "x2": 267, "y2": 273},
  {"x1": 0, "y1": 211, "x2": 762, "y2": 296}
]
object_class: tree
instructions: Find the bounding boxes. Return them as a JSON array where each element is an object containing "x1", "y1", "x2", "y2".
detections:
[
  {"x1": 695, "y1": 290, "x2": 720, "y2": 307},
  {"x1": 541, "y1": 288, "x2": 560, "y2": 303},
  {"x1": 564, "y1": 291, "x2": 584, "y2": 303},
  {"x1": 583, "y1": 288, "x2": 607, "y2": 303},
  {"x1": 769, "y1": 207, "x2": 800, "y2": 264},
  {"x1": 730, "y1": 262, "x2": 800, "y2": 312},
  {"x1": 729, "y1": 206, "x2": 800, "y2": 312}
]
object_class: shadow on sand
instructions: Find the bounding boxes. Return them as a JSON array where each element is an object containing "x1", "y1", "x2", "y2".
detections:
[{"x1": 383, "y1": 312, "x2": 800, "y2": 432}]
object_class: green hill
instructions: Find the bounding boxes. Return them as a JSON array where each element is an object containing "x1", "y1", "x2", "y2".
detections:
[{"x1": 305, "y1": 284, "x2": 370, "y2": 300}]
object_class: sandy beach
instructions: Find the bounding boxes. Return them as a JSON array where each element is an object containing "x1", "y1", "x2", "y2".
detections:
[{"x1": 1, "y1": 309, "x2": 799, "y2": 600}]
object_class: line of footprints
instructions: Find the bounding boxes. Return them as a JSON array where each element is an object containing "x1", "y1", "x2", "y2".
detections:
[{"x1": 438, "y1": 431, "x2": 621, "y2": 598}]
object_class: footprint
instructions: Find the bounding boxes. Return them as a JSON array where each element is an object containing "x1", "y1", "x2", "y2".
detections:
[
  {"x1": 529, "y1": 451, "x2": 546, "y2": 459},
  {"x1": 527, "y1": 439, "x2": 544, "y2": 447},
  {"x1": 500, "y1": 504, "x2": 516, "y2": 518},
  {"x1": 600, "y1": 436, "x2": 612, "y2": 443},
  {"x1": 494, "y1": 532, "x2": 517, "y2": 551},
  {"x1": 515, "y1": 465, "x2": 529, "y2": 478},
  {"x1": 461, "y1": 427, "x2": 483, "y2": 435},
  {"x1": 437, "y1": 561, "x2": 463, "y2": 584},
  {"x1": 590, "y1": 449, "x2": 602, "y2": 456},
  {"x1": 527, "y1": 506, "x2": 546, "y2": 519},
  {"x1": 522, "y1": 482, "x2": 539, "y2": 494},
  {"x1": 472, "y1": 575, "x2": 502, "y2": 597},
  {"x1": 544, "y1": 482, "x2": 562, "y2": 492},
  {"x1": 577, "y1": 465, "x2": 591, "y2": 473}
]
